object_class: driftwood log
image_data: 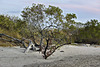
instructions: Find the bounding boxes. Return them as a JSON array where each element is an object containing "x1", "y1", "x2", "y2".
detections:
[
  {"x1": 24, "y1": 39, "x2": 40, "y2": 53},
  {"x1": 0, "y1": 33, "x2": 39, "y2": 52}
]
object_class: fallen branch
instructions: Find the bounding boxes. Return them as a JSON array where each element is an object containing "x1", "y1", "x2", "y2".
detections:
[{"x1": 0, "y1": 33, "x2": 39, "y2": 50}]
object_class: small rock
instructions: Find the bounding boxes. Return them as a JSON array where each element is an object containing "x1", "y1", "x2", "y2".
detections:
[{"x1": 60, "y1": 51, "x2": 64, "y2": 52}]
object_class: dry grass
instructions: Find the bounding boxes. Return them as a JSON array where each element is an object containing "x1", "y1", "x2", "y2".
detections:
[{"x1": 0, "y1": 42, "x2": 13, "y2": 47}]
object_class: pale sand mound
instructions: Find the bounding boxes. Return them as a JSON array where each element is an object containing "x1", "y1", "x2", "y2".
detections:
[{"x1": 0, "y1": 45, "x2": 100, "y2": 67}]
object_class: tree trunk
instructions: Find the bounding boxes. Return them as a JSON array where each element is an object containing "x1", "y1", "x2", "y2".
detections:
[{"x1": 44, "y1": 39, "x2": 49, "y2": 59}]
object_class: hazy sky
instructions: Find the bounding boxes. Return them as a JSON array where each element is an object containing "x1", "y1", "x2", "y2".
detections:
[{"x1": 0, "y1": 0, "x2": 100, "y2": 23}]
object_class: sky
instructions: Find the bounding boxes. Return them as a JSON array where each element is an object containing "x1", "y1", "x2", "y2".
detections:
[{"x1": 0, "y1": 0, "x2": 100, "y2": 23}]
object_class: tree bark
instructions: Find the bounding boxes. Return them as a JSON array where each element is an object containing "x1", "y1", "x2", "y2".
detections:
[{"x1": 44, "y1": 39, "x2": 49, "y2": 59}]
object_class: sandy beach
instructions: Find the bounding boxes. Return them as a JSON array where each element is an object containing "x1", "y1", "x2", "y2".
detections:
[{"x1": 0, "y1": 45, "x2": 100, "y2": 67}]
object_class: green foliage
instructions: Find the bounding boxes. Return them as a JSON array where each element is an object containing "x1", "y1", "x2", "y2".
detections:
[
  {"x1": 75, "y1": 19, "x2": 100, "y2": 44},
  {"x1": 0, "y1": 15, "x2": 15, "y2": 30},
  {"x1": 21, "y1": 3, "x2": 64, "y2": 47},
  {"x1": 65, "y1": 13, "x2": 77, "y2": 24},
  {"x1": 0, "y1": 15, "x2": 29, "y2": 37}
]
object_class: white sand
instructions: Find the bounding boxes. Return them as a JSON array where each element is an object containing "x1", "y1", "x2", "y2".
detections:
[{"x1": 0, "y1": 45, "x2": 100, "y2": 67}]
